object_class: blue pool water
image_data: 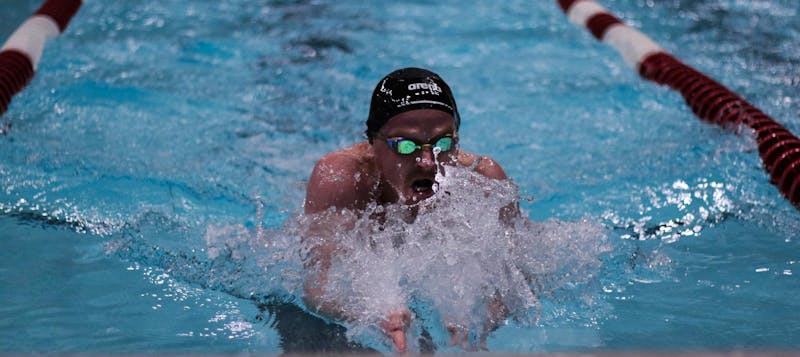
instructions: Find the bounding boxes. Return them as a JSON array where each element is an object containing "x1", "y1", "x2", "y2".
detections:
[{"x1": 1, "y1": 0, "x2": 799, "y2": 353}]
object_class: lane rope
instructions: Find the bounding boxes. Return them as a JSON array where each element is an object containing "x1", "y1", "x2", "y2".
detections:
[
  {"x1": 0, "y1": 0, "x2": 82, "y2": 117},
  {"x1": 557, "y1": 0, "x2": 800, "y2": 208}
]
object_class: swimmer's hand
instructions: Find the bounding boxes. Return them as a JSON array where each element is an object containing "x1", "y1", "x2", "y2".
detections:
[
  {"x1": 446, "y1": 324, "x2": 488, "y2": 351},
  {"x1": 380, "y1": 308, "x2": 411, "y2": 353},
  {"x1": 446, "y1": 294, "x2": 508, "y2": 351}
]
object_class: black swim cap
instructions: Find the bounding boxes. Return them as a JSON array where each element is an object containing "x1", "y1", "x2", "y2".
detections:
[{"x1": 365, "y1": 67, "x2": 460, "y2": 142}]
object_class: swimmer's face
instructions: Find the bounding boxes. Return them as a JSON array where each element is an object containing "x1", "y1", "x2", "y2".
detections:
[{"x1": 372, "y1": 109, "x2": 458, "y2": 205}]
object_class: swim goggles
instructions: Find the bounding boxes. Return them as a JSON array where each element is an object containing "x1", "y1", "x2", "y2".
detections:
[{"x1": 376, "y1": 133, "x2": 457, "y2": 155}]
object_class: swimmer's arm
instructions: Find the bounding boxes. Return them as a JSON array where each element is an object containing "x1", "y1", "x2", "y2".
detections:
[
  {"x1": 473, "y1": 157, "x2": 517, "y2": 345},
  {"x1": 303, "y1": 152, "x2": 373, "y2": 317},
  {"x1": 300, "y1": 214, "x2": 411, "y2": 353},
  {"x1": 303, "y1": 154, "x2": 364, "y2": 320},
  {"x1": 300, "y1": 211, "x2": 355, "y2": 322}
]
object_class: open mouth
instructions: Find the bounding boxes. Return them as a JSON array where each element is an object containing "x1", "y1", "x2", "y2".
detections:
[{"x1": 411, "y1": 178, "x2": 435, "y2": 193}]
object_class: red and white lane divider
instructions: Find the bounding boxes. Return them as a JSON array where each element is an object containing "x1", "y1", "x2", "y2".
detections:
[
  {"x1": 0, "y1": 0, "x2": 82, "y2": 117},
  {"x1": 557, "y1": 0, "x2": 800, "y2": 208}
]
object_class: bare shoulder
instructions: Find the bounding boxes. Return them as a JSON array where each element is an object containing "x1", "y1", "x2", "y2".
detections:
[
  {"x1": 457, "y1": 151, "x2": 508, "y2": 180},
  {"x1": 305, "y1": 142, "x2": 376, "y2": 213}
]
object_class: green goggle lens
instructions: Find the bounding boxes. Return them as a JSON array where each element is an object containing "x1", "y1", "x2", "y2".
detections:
[
  {"x1": 392, "y1": 136, "x2": 454, "y2": 155},
  {"x1": 434, "y1": 137, "x2": 453, "y2": 152},
  {"x1": 396, "y1": 140, "x2": 419, "y2": 154}
]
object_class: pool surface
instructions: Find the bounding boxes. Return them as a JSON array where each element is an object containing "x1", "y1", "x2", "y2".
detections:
[{"x1": 1, "y1": 0, "x2": 799, "y2": 354}]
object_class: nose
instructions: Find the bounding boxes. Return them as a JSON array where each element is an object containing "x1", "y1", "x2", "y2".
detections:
[{"x1": 415, "y1": 147, "x2": 436, "y2": 170}]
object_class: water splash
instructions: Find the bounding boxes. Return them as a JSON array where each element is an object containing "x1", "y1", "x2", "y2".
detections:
[
  {"x1": 602, "y1": 178, "x2": 740, "y2": 242},
  {"x1": 298, "y1": 166, "x2": 610, "y2": 350}
]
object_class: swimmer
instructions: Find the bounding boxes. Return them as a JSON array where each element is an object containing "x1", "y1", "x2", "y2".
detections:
[{"x1": 303, "y1": 67, "x2": 516, "y2": 352}]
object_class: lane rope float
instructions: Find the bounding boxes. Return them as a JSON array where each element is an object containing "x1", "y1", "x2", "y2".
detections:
[
  {"x1": 557, "y1": 0, "x2": 800, "y2": 208},
  {"x1": 0, "y1": 0, "x2": 82, "y2": 118}
]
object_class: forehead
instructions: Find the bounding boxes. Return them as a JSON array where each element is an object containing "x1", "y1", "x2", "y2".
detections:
[{"x1": 381, "y1": 109, "x2": 456, "y2": 138}]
